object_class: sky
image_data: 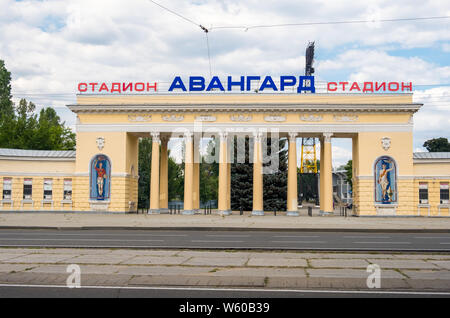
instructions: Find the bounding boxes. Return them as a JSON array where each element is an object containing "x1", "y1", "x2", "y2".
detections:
[{"x1": 1, "y1": 0, "x2": 449, "y2": 167}]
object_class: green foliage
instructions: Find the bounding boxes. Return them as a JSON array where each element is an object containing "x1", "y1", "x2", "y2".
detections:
[
  {"x1": 231, "y1": 136, "x2": 288, "y2": 211},
  {"x1": 231, "y1": 136, "x2": 253, "y2": 211},
  {"x1": 0, "y1": 60, "x2": 75, "y2": 150},
  {"x1": 168, "y1": 155, "x2": 184, "y2": 201},
  {"x1": 138, "y1": 138, "x2": 151, "y2": 209},
  {"x1": 298, "y1": 172, "x2": 318, "y2": 203},
  {"x1": 137, "y1": 137, "x2": 185, "y2": 209},
  {"x1": 263, "y1": 138, "x2": 287, "y2": 211},
  {"x1": 200, "y1": 139, "x2": 218, "y2": 204},
  {"x1": 344, "y1": 160, "x2": 353, "y2": 189},
  {"x1": 423, "y1": 138, "x2": 450, "y2": 152},
  {"x1": 0, "y1": 60, "x2": 14, "y2": 120}
]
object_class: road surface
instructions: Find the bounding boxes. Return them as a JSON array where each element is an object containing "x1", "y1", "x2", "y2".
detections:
[{"x1": 0, "y1": 229, "x2": 449, "y2": 251}]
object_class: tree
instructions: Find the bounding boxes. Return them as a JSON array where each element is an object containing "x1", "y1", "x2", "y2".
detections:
[
  {"x1": 138, "y1": 138, "x2": 152, "y2": 209},
  {"x1": 0, "y1": 60, "x2": 15, "y2": 146},
  {"x1": 231, "y1": 136, "x2": 253, "y2": 211},
  {"x1": 31, "y1": 107, "x2": 76, "y2": 150},
  {"x1": 0, "y1": 61, "x2": 76, "y2": 150},
  {"x1": 230, "y1": 136, "x2": 288, "y2": 211},
  {"x1": 137, "y1": 137, "x2": 185, "y2": 209},
  {"x1": 263, "y1": 137, "x2": 287, "y2": 211},
  {"x1": 423, "y1": 138, "x2": 450, "y2": 152},
  {"x1": 344, "y1": 160, "x2": 353, "y2": 189},
  {"x1": 168, "y1": 155, "x2": 184, "y2": 201},
  {"x1": 0, "y1": 60, "x2": 14, "y2": 120},
  {"x1": 200, "y1": 138, "x2": 218, "y2": 205}
]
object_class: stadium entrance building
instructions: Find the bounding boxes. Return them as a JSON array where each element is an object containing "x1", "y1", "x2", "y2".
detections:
[{"x1": 0, "y1": 80, "x2": 449, "y2": 216}]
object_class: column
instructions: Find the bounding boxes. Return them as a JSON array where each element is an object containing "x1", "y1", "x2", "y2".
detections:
[
  {"x1": 159, "y1": 136, "x2": 169, "y2": 213},
  {"x1": 183, "y1": 132, "x2": 194, "y2": 215},
  {"x1": 218, "y1": 132, "x2": 230, "y2": 215},
  {"x1": 227, "y1": 161, "x2": 231, "y2": 213},
  {"x1": 193, "y1": 135, "x2": 200, "y2": 212},
  {"x1": 319, "y1": 137, "x2": 324, "y2": 211},
  {"x1": 321, "y1": 132, "x2": 334, "y2": 214},
  {"x1": 287, "y1": 133, "x2": 299, "y2": 216},
  {"x1": 252, "y1": 132, "x2": 264, "y2": 215},
  {"x1": 149, "y1": 132, "x2": 160, "y2": 214}
]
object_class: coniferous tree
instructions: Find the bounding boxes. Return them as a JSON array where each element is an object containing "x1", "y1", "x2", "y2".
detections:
[
  {"x1": 263, "y1": 137, "x2": 287, "y2": 211},
  {"x1": 230, "y1": 136, "x2": 253, "y2": 211}
]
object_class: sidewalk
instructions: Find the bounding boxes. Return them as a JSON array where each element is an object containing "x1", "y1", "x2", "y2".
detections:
[
  {"x1": 1, "y1": 212, "x2": 450, "y2": 231},
  {"x1": 1, "y1": 247, "x2": 449, "y2": 290}
]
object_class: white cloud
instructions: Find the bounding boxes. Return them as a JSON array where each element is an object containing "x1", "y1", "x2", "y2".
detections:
[
  {"x1": 319, "y1": 49, "x2": 450, "y2": 84},
  {"x1": 0, "y1": 0, "x2": 449, "y2": 156}
]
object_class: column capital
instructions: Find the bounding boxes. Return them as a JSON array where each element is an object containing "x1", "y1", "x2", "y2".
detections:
[
  {"x1": 184, "y1": 131, "x2": 193, "y2": 140},
  {"x1": 288, "y1": 132, "x2": 298, "y2": 142},
  {"x1": 219, "y1": 131, "x2": 228, "y2": 142},
  {"x1": 151, "y1": 132, "x2": 160, "y2": 142},
  {"x1": 253, "y1": 131, "x2": 263, "y2": 141},
  {"x1": 323, "y1": 132, "x2": 333, "y2": 143}
]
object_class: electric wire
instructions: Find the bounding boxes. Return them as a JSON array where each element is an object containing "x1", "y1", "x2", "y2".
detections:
[
  {"x1": 210, "y1": 16, "x2": 450, "y2": 31},
  {"x1": 148, "y1": 0, "x2": 199, "y2": 27},
  {"x1": 148, "y1": 0, "x2": 213, "y2": 81}
]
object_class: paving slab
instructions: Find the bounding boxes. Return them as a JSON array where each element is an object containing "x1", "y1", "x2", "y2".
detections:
[
  {"x1": 114, "y1": 265, "x2": 215, "y2": 276},
  {"x1": 183, "y1": 257, "x2": 248, "y2": 267},
  {"x1": 80, "y1": 274, "x2": 133, "y2": 286},
  {"x1": 406, "y1": 279, "x2": 450, "y2": 290},
  {"x1": 177, "y1": 251, "x2": 253, "y2": 258},
  {"x1": 367, "y1": 259, "x2": 439, "y2": 270},
  {"x1": 0, "y1": 272, "x2": 67, "y2": 285},
  {"x1": 247, "y1": 252, "x2": 313, "y2": 259},
  {"x1": 0, "y1": 253, "x2": 30, "y2": 261},
  {"x1": 108, "y1": 249, "x2": 180, "y2": 257},
  {"x1": 4, "y1": 254, "x2": 77, "y2": 264},
  {"x1": 309, "y1": 259, "x2": 370, "y2": 268},
  {"x1": 125, "y1": 256, "x2": 191, "y2": 265},
  {"x1": 307, "y1": 268, "x2": 405, "y2": 279},
  {"x1": 402, "y1": 270, "x2": 450, "y2": 280},
  {"x1": 128, "y1": 275, "x2": 266, "y2": 287},
  {"x1": 17, "y1": 248, "x2": 114, "y2": 255},
  {"x1": 306, "y1": 253, "x2": 402, "y2": 259},
  {"x1": 211, "y1": 267, "x2": 307, "y2": 278},
  {"x1": 59, "y1": 254, "x2": 134, "y2": 265},
  {"x1": 428, "y1": 261, "x2": 450, "y2": 270},
  {"x1": 29, "y1": 264, "x2": 121, "y2": 275},
  {"x1": 0, "y1": 263, "x2": 36, "y2": 273},
  {"x1": 247, "y1": 258, "x2": 307, "y2": 267},
  {"x1": 393, "y1": 254, "x2": 450, "y2": 260}
]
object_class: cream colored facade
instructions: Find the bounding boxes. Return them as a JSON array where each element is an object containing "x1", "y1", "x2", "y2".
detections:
[{"x1": 0, "y1": 93, "x2": 449, "y2": 216}]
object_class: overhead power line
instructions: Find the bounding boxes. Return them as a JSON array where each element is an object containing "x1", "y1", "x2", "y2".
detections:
[
  {"x1": 149, "y1": 0, "x2": 213, "y2": 78},
  {"x1": 210, "y1": 16, "x2": 450, "y2": 31},
  {"x1": 148, "y1": 0, "x2": 199, "y2": 27}
]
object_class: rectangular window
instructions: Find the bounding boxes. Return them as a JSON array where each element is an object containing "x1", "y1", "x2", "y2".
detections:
[
  {"x1": 63, "y1": 179, "x2": 72, "y2": 201},
  {"x1": 419, "y1": 182, "x2": 428, "y2": 204},
  {"x1": 23, "y1": 178, "x2": 32, "y2": 200},
  {"x1": 43, "y1": 179, "x2": 53, "y2": 200},
  {"x1": 441, "y1": 182, "x2": 449, "y2": 204},
  {"x1": 3, "y1": 178, "x2": 12, "y2": 200}
]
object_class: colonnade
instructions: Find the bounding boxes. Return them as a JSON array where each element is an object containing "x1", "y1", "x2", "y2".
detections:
[{"x1": 148, "y1": 132, "x2": 334, "y2": 215}]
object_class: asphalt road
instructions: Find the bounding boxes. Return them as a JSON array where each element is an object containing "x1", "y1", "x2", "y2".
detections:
[
  {"x1": 0, "y1": 229, "x2": 450, "y2": 251},
  {"x1": 1, "y1": 285, "x2": 449, "y2": 298}
]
